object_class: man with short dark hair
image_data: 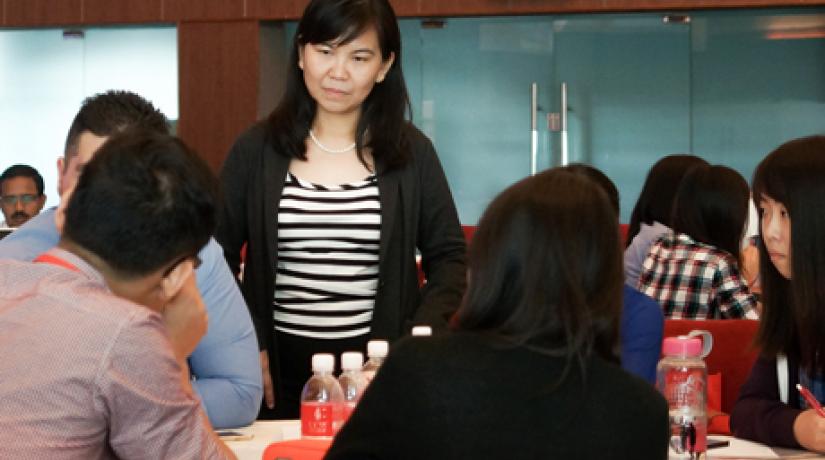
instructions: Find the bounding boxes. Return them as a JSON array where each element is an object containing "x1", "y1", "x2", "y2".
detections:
[
  {"x1": 0, "y1": 130, "x2": 236, "y2": 458},
  {"x1": 0, "y1": 164, "x2": 46, "y2": 227},
  {"x1": 0, "y1": 91, "x2": 262, "y2": 428}
]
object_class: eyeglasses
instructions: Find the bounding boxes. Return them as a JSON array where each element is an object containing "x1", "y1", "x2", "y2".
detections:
[{"x1": 0, "y1": 194, "x2": 39, "y2": 206}]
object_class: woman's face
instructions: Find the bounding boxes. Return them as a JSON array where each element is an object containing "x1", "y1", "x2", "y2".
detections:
[
  {"x1": 760, "y1": 194, "x2": 792, "y2": 279},
  {"x1": 299, "y1": 26, "x2": 395, "y2": 119}
]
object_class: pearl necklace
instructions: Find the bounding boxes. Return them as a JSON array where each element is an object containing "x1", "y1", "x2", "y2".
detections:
[{"x1": 309, "y1": 129, "x2": 356, "y2": 154}]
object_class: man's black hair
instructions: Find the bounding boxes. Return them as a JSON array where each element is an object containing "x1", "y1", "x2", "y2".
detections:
[
  {"x1": 63, "y1": 130, "x2": 218, "y2": 277},
  {"x1": 0, "y1": 164, "x2": 45, "y2": 196}
]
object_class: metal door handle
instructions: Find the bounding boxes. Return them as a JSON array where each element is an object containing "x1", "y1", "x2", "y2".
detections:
[
  {"x1": 531, "y1": 82, "x2": 538, "y2": 176},
  {"x1": 560, "y1": 81, "x2": 569, "y2": 166}
]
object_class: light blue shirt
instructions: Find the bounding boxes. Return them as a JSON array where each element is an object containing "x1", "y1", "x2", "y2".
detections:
[{"x1": 0, "y1": 208, "x2": 263, "y2": 428}]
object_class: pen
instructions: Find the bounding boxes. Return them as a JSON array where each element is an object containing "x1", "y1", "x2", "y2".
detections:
[{"x1": 796, "y1": 384, "x2": 825, "y2": 418}]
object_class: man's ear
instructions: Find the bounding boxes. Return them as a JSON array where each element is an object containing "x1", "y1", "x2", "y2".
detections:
[
  {"x1": 159, "y1": 258, "x2": 195, "y2": 301},
  {"x1": 35, "y1": 195, "x2": 47, "y2": 213},
  {"x1": 54, "y1": 196, "x2": 66, "y2": 235}
]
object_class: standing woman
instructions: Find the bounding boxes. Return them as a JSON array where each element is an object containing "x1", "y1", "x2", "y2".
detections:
[
  {"x1": 731, "y1": 136, "x2": 825, "y2": 452},
  {"x1": 217, "y1": 0, "x2": 466, "y2": 419}
]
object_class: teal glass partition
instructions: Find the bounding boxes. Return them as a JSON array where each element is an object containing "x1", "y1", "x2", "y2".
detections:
[
  {"x1": 414, "y1": 18, "x2": 555, "y2": 225},
  {"x1": 551, "y1": 14, "x2": 692, "y2": 221},
  {"x1": 396, "y1": 8, "x2": 825, "y2": 224},
  {"x1": 691, "y1": 9, "x2": 825, "y2": 183}
]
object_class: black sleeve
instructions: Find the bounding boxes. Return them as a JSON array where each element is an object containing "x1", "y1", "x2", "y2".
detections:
[
  {"x1": 216, "y1": 134, "x2": 251, "y2": 278},
  {"x1": 215, "y1": 128, "x2": 270, "y2": 349},
  {"x1": 324, "y1": 341, "x2": 422, "y2": 460},
  {"x1": 730, "y1": 356, "x2": 802, "y2": 448},
  {"x1": 411, "y1": 131, "x2": 467, "y2": 330}
]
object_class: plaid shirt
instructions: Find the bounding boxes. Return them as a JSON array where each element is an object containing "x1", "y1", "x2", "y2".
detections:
[{"x1": 637, "y1": 233, "x2": 759, "y2": 320}]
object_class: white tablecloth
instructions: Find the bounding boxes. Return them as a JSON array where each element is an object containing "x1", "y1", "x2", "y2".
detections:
[
  {"x1": 226, "y1": 426, "x2": 824, "y2": 460},
  {"x1": 223, "y1": 420, "x2": 302, "y2": 460},
  {"x1": 669, "y1": 435, "x2": 825, "y2": 459}
]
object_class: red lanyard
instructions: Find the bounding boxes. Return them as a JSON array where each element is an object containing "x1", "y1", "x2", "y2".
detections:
[{"x1": 33, "y1": 253, "x2": 80, "y2": 273}]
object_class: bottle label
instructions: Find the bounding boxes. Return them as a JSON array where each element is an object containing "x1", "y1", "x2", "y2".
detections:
[
  {"x1": 301, "y1": 401, "x2": 342, "y2": 438},
  {"x1": 662, "y1": 368, "x2": 707, "y2": 455},
  {"x1": 663, "y1": 369, "x2": 705, "y2": 410}
]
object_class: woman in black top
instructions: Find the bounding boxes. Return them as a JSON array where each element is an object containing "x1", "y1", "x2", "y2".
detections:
[
  {"x1": 325, "y1": 168, "x2": 669, "y2": 459},
  {"x1": 216, "y1": 0, "x2": 466, "y2": 419},
  {"x1": 731, "y1": 136, "x2": 825, "y2": 452}
]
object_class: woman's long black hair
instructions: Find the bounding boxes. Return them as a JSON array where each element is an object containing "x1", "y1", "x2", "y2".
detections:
[
  {"x1": 626, "y1": 154, "x2": 708, "y2": 247},
  {"x1": 753, "y1": 136, "x2": 825, "y2": 374},
  {"x1": 267, "y1": 0, "x2": 412, "y2": 171},
  {"x1": 452, "y1": 169, "x2": 624, "y2": 382}
]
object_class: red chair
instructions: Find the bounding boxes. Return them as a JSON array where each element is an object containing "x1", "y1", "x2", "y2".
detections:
[
  {"x1": 663, "y1": 319, "x2": 761, "y2": 434},
  {"x1": 461, "y1": 225, "x2": 476, "y2": 243},
  {"x1": 262, "y1": 439, "x2": 330, "y2": 460}
]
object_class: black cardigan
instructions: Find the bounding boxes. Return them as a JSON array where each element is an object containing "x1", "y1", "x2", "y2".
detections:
[
  {"x1": 730, "y1": 355, "x2": 803, "y2": 449},
  {"x1": 325, "y1": 332, "x2": 670, "y2": 460},
  {"x1": 216, "y1": 121, "x2": 467, "y2": 380}
]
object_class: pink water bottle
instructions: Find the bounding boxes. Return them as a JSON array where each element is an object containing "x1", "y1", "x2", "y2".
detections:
[
  {"x1": 657, "y1": 330, "x2": 712, "y2": 460},
  {"x1": 300, "y1": 353, "x2": 344, "y2": 439}
]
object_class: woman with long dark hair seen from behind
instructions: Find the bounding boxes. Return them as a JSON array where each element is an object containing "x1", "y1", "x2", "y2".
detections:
[
  {"x1": 216, "y1": 0, "x2": 466, "y2": 419},
  {"x1": 624, "y1": 154, "x2": 708, "y2": 287},
  {"x1": 325, "y1": 169, "x2": 669, "y2": 460},
  {"x1": 637, "y1": 164, "x2": 758, "y2": 319},
  {"x1": 731, "y1": 136, "x2": 825, "y2": 453}
]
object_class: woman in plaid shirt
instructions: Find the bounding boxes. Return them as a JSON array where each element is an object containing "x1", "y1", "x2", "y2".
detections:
[{"x1": 637, "y1": 164, "x2": 759, "y2": 320}]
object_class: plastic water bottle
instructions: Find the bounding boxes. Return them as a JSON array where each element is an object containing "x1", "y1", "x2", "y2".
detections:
[
  {"x1": 411, "y1": 325, "x2": 432, "y2": 336},
  {"x1": 338, "y1": 351, "x2": 368, "y2": 422},
  {"x1": 657, "y1": 330, "x2": 712, "y2": 460},
  {"x1": 361, "y1": 340, "x2": 388, "y2": 383},
  {"x1": 300, "y1": 353, "x2": 344, "y2": 439}
]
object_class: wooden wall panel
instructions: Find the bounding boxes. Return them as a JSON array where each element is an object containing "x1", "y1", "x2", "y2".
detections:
[
  {"x1": 178, "y1": 21, "x2": 260, "y2": 173},
  {"x1": 1, "y1": 0, "x2": 824, "y2": 26},
  {"x1": 83, "y1": 0, "x2": 163, "y2": 24},
  {"x1": 5, "y1": 0, "x2": 82, "y2": 26},
  {"x1": 165, "y1": 0, "x2": 244, "y2": 22},
  {"x1": 247, "y1": 0, "x2": 306, "y2": 20},
  {"x1": 248, "y1": 0, "x2": 420, "y2": 21},
  {"x1": 390, "y1": 0, "x2": 420, "y2": 16},
  {"x1": 506, "y1": 0, "x2": 825, "y2": 14},
  {"x1": 420, "y1": 0, "x2": 825, "y2": 16}
]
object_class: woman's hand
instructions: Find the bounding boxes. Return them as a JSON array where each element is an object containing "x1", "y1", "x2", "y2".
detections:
[
  {"x1": 793, "y1": 409, "x2": 825, "y2": 452},
  {"x1": 260, "y1": 350, "x2": 275, "y2": 409}
]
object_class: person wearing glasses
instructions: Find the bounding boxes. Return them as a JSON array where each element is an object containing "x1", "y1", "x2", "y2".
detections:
[
  {"x1": 0, "y1": 164, "x2": 46, "y2": 228},
  {"x1": 0, "y1": 130, "x2": 236, "y2": 459}
]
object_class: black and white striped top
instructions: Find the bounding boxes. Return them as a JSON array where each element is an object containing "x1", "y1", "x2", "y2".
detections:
[{"x1": 273, "y1": 172, "x2": 381, "y2": 339}]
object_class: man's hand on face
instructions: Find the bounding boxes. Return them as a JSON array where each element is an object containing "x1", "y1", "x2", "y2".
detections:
[{"x1": 161, "y1": 271, "x2": 208, "y2": 361}]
